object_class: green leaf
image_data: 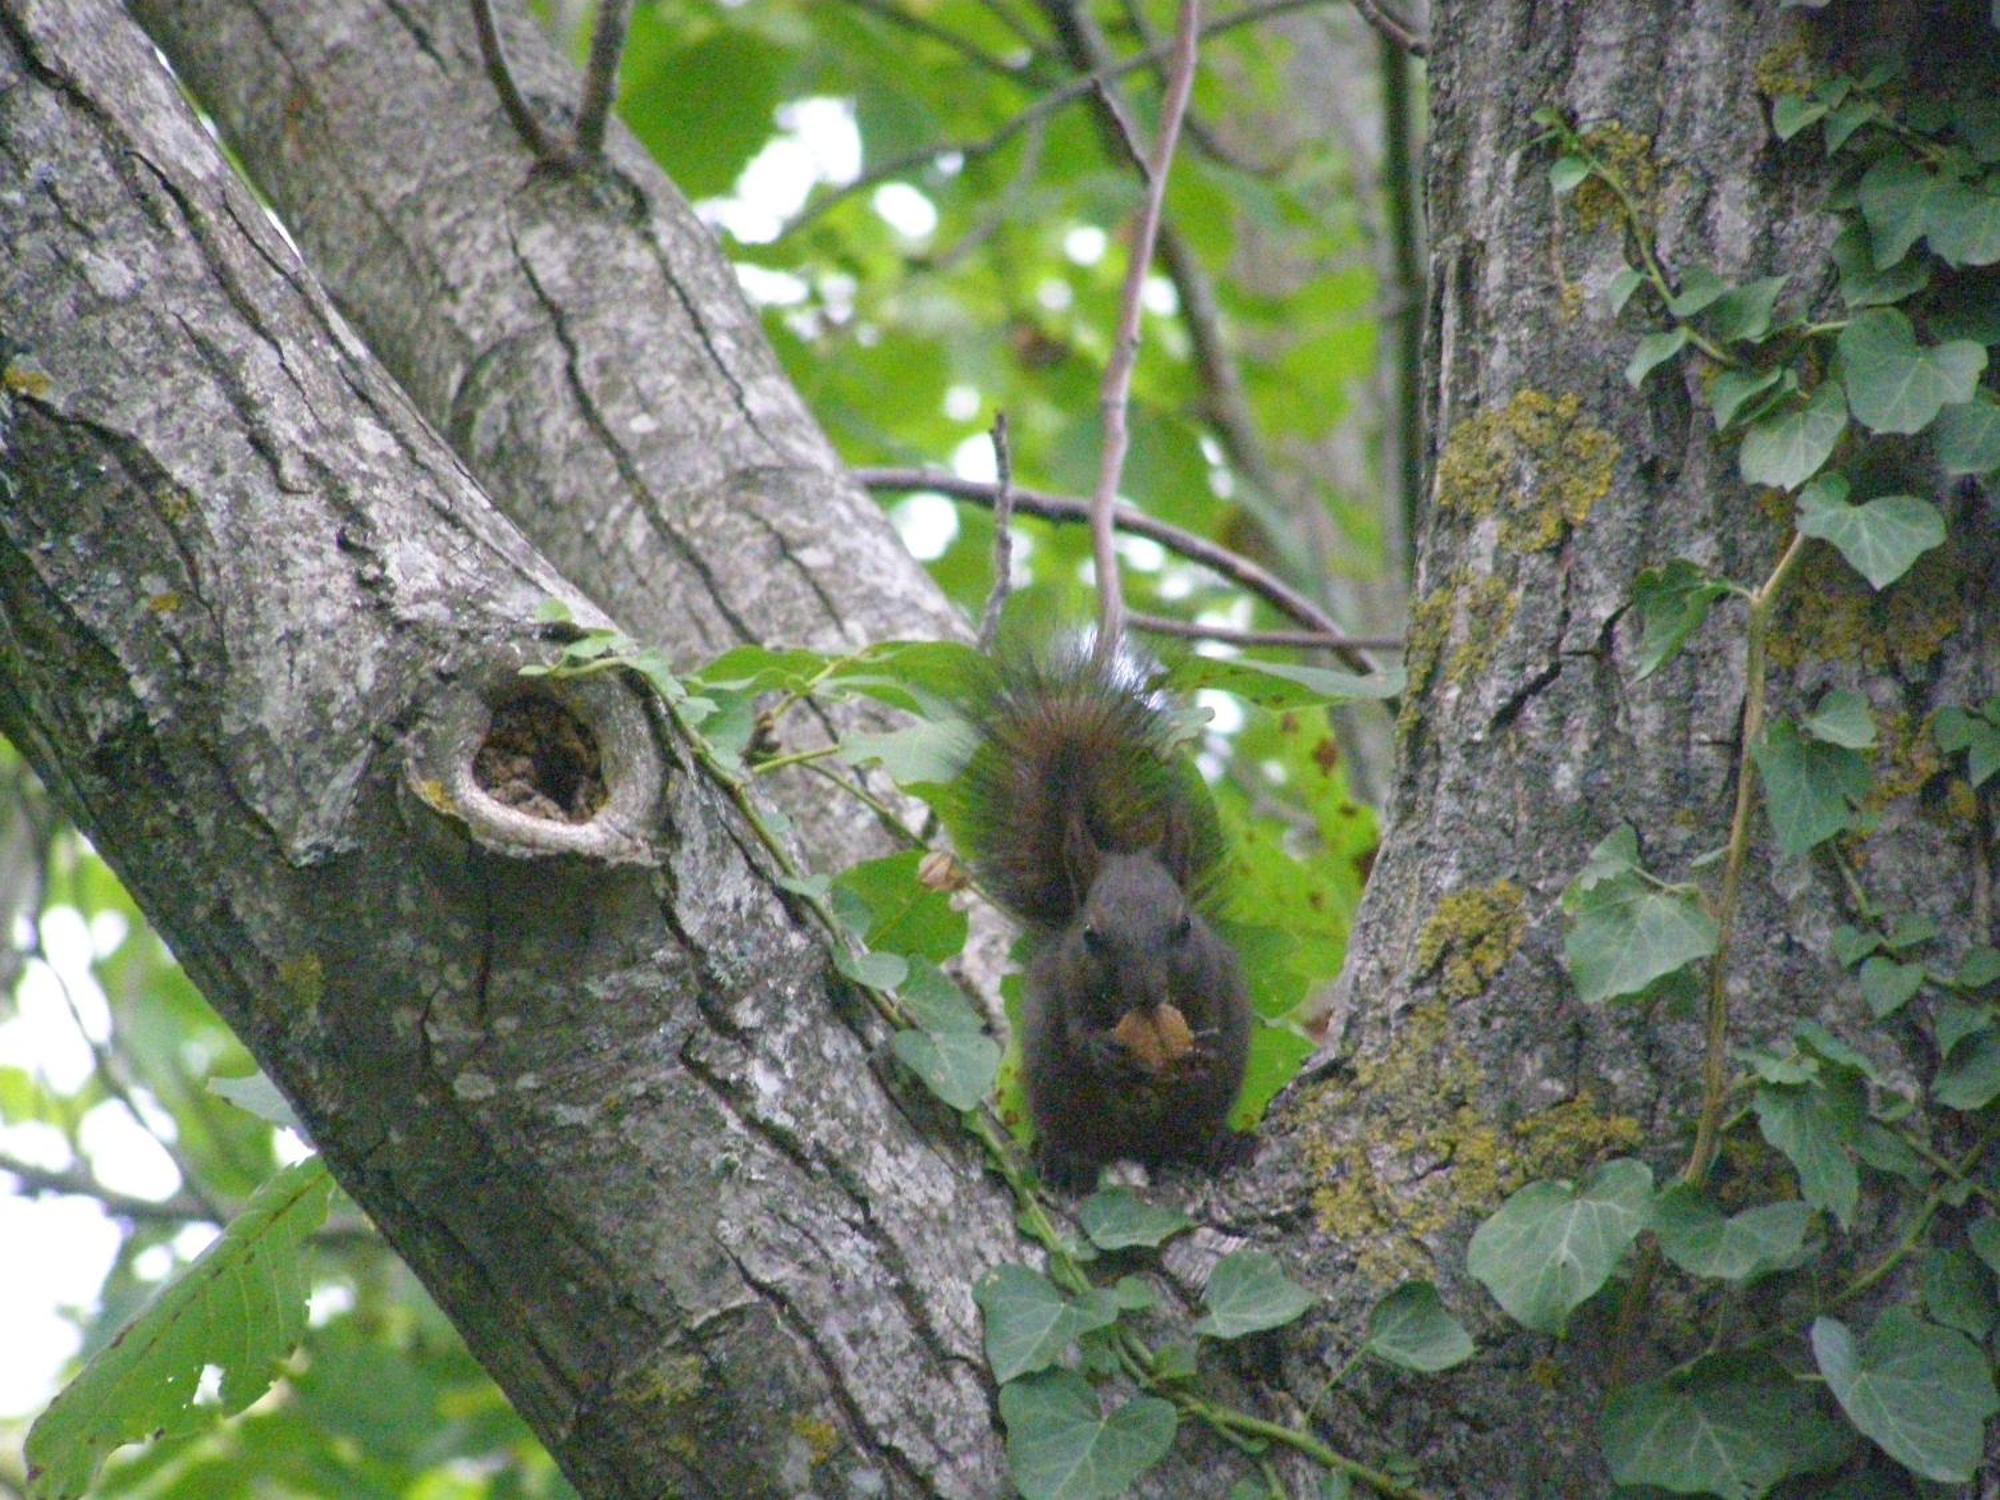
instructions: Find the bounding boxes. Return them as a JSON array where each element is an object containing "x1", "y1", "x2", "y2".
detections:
[
  {"x1": 1935, "y1": 395, "x2": 2000, "y2": 475},
  {"x1": 1774, "y1": 95, "x2": 1830, "y2": 140},
  {"x1": 1705, "y1": 276, "x2": 1788, "y2": 343},
  {"x1": 1650, "y1": 1185, "x2": 1814, "y2": 1284},
  {"x1": 832, "y1": 945, "x2": 907, "y2": 991},
  {"x1": 1549, "y1": 155, "x2": 1590, "y2": 194},
  {"x1": 1603, "y1": 1353, "x2": 1852, "y2": 1499},
  {"x1": 1161, "y1": 656, "x2": 1402, "y2": 709},
  {"x1": 1631, "y1": 561, "x2": 1734, "y2": 679},
  {"x1": 206, "y1": 1071, "x2": 303, "y2": 1133},
  {"x1": 832, "y1": 852, "x2": 967, "y2": 963},
  {"x1": 1927, "y1": 179, "x2": 2000, "y2": 266},
  {"x1": 1562, "y1": 828, "x2": 1719, "y2": 1005},
  {"x1": 1801, "y1": 689, "x2": 1876, "y2": 749},
  {"x1": 1738, "y1": 379, "x2": 1847, "y2": 489},
  {"x1": 1363, "y1": 1282, "x2": 1474, "y2": 1373},
  {"x1": 1831, "y1": 924, "x2": 1882, "y2": 968},
  {"x1": 619, "y1": 21, "x2": 786, "y2": 200},
  {"x1": 974, "y1": 1267, "x2": 1120, "y2": 1384},
  {"x1": 1627, "y1": 327, "x2": 1690, "y2": 388},
  {"x1": 1857, "y1": 152, "x2": 1946, "y2": 266},
  {"x1": 1959, "y1": 945, "x2": 2000, "y2": 988},
  {"x1": 1934, "y1": 998, "x2": 1993, "y2": 1057},
  {"x1": 1708, "y1": 367, "x2": 1787, "y2": 430},
  {"x1": 1811, "y1": 1310, "x2": 1998, "y2": 1483},
  {"x1": 1837, "y1": 307, "x2": 1987, "y2": 435},
  {"x1": 1077, "y1": 1189, "x2": 1193, "y2": 1252},
  {"x1": 1607, "y1": 267, "x2": 1647, "y2": 314},
  {"x1": 25, "y1": 1158, "x2": 335, "y2": 1499},
  {"x1": 1858, "y1": 956, "x2": 1924, "y2": 1018},
  {"x1": 1829, "y1": 220, "x2": 1932, "y2": 308},
  {"x1": 998, "y1": 1370, "x2": 1178, "y2": 1500},
  {"x1": 1193, "y1": 1250, "x2": 1317, "y2": 1339},
  {"x1": 1935, "y1": 705, "x2": 2000, "y2": 788},
  {"x1": 1970, "y1": 1218, "x2": 2000, "y2": 1277},
  {"x1": 890, "y1": 1025, "x2": 999, "y2": 1111},
  {"x1": 1667, "y1": 266, "x2": 1730, "y2": 317},
  {"x1": 1922, "y1": 1248, "x2": 1995, "y2": 1339},
  {"x1": 1755, "y1": 1074, "x2": 1862, "y2": 1227},
  {"x1": 838, "y1": 722, "x2": 976, "y2": 785},
  {"x1": 896, "y1": 959, "x2": 986, "y2": 1034},
  {"x1": 1933, "y1": 1024, "x2": 2000, "y2": 1110},
  {"x1": 1466, "y1": 1158, "x2": 1653, "y2": 1334},
  {"x1": 1753, "y1": 719, "x2": 1871, "y2": 856}
]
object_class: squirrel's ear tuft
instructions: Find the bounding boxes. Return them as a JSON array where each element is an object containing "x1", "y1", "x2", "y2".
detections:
[{"x1": 1061, "y1": 812, "x2": 1104, "y2": 909}]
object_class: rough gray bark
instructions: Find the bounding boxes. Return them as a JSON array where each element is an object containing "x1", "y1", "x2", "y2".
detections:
[
  {"x1": 0, "y1": 5, "x2": 1015, "y2": 1493},
  {"x1": 1254, "y1": 1, "x2": 1998, "y2": 1491}
]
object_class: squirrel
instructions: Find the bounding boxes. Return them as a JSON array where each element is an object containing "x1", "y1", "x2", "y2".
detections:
[{"x1": 958, "y1": 645, "x2": 1253, "y2": 1190}]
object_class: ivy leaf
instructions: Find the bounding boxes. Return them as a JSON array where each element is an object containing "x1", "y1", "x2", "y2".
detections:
[
  {"x1": 1800, "y1": 689, "x2": 1876, "y2": 749},
  {"x1": 1926, "y1": 178, "x2": 2000, "y2": 266},
  {"x1": 1811, "y1": 1310, "x2": 1999, "y2": 1483},
  {"x1": 974, "y1": 1267, "x2": 1120, "y2": 1384},
  {"x1": 1837, "y1": 307, "x2": 1987, "y2": 435},
  {"x1": 1830, "y1": 924, "x2": 1882, "y2": 968},
  {"x1": 1959, "y1": 945, "x2": 2000, "y2": 988},
  {"x1": 1935, "y1": 704, "x2": 2000, "y2": 787},
  {"x1": 1466, "y1": 1158, "x2": 1653, "y2": 1334},
  {"x1": 1857, "y1": 152, "x2": 1947, "y2": 266},
  {"x1": 1934, "y1": 999, "x2": 1993, "y2": 1058},
  {"x1": 1667, "y1": 266, "x2": 1730, "y2": 317},
  {"x1": 1755, "y1": 1073, "x2": 1862, "y2": 1227},
  {"x1": 1362, "y1": 1282, "x2": 1475, "y2": 1373},
  {"x1": 1933, "y1": 1023, "x2": 2000, "y2": 1110},
  {"x1": 998, "y1": 1370, "x2": 1178, "y2": 1500},
  {"x1": 1562, "y1": 827, "x2": 1718, "y2": 1005},
  {"x1": 1650, "y1": 1185, "x2": 1815, "y2": 1284},
  {"x1": 834, "y1": 852, "x2": 968, "y2": 963},
  {"x1": 1606, "y1": 266, "x2": 1647, "y2": 314},
  {"x1": 839, "y1": 721, "x2": 976, "y2": 785},
  {"x1": 1705, "y1": 276, "x2": 1788, "y2": 343},
  {"x1": 1753, "y1": 719, "x2": 1871, "y2": 857},
  {"x1": 890, "y1": 1026, "x2": 999, "y2": 1111},
  {"x1": 1627, "y1": 327, "x2": 1691, "y2": 387},
  {"x1": 1922, "y1": 1248, "x2": 1995, "y2": 1339},
  {"x1": 1193, "y1": 1251, "x2": 1317, "y2": 1339},
  {"x1": 1708, "y1": 367, "x2": 1787, "y2": 430},
  {"x1": 1858, "y1": 956, "x2": 1924, "y2": 1018},
  {"x1": 25, "y1": 1159, "x2": 334, "y2": 1500},
  {"x1": 1773, "y1": 94, "x2": 1830, "y2": 140},
  {"x1": 1936, "y1": 395, "x2": 2000, "y2": 476},
  {"x1": 1829, "y1": 220, "x2": 1932, "y2": 308},
  {"x1": 1076, "y1": 1189, "x2": 1193, "y2": 1252},
  {"x1": 1549, "y1": 155, "x2": 1590, "y2": 194},
  {"x1": 1630, "y1": 560, "x2": 1734, "y2": 680},
  {"x1": 1602, "y1": 1353, "x2": 1852, "y2": 1499},
  {"x1": 1738, "y1": 379, "x2": 1847, "y2": 489},
  {"x1": 1970, "y1": 1218, "x2": 2000, "y2": 1278},
  {"x1": 832, "y1": 945, "x2": 907, "y2": 992}
]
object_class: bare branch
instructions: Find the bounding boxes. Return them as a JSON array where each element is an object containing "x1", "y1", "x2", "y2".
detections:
[
  {"x1": 0, "y1": 1150, "x2": 214, "y2": 1224},
  {"x1": 1129, "y1": 613, "x2": 1402, "y2": 652},
  {"x1": 839, "y1": 0, "x2": 1034, "y2": 79},
  {"x1": 574, "y1": 0, "x2": 633, "y2": 158},
  {"x1": 468, "y1": 0, "x2": 558, "y2": 160},
  {"x1": 1349, "y1": 0, "x2": 1428, "y2": 57},
  {"x1": 978, "y1": 414, "x2": 1018, "y2": 651}
]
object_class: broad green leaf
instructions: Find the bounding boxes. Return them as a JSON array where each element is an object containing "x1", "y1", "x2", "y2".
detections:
[
  {"x1": 896, "y1": 959, "x2": 986, "y2": 1034},
  {"x1": 1857, "y1": 152, "x2": 1945, "y2": 266},
  {"x1": 1970, "y1": 1218, "x2": 2000, "y2": 1277},
  {"x1": 1934, "y1": 998, "x2": 1992, "y2": 1057},
  {"x1": 1162, "y1": 656, "x2": 1403, "y2": 709},
  {"x1": 1935, "y1": 704, "x2": 2000, "y2": 787},
  {"x1": 1800, "y1": 689, "x2": 1876, "y2": 749},
  {"x1": 1363, "y1": 1282, "x2": 1474, "y2": 1373},
  {"x1": 1955, "y1": 96, "x2": 2000, "y2": 161},
  {"x1": 891, "y1": 1025, "x2": 999, "y2": 1111},
  {"x1": 1738, "y1": 379, "x2": 1846, "y2": 489},
  {"x1": 974, "y1": 1267, "x2": 1119, "y2": 1383},
  {"x1": 1811, "y1": 1310, "x2": 1998, "y2": 1483},
  {"x1": 1603, "y1": 1353, "x2": 1851, "y2": 1498},
  {"x1": 833, "y1": 852, "x2": 967, "y2": 963},
  {"x1": 1705, "y1": 276, "x2": 1788, "y2": 343},
  {"x1": 998, "y1": 1370, "x2": 1177, "y2": 1500},
  {"x1": 1959, "y1": 945, "x2": 2000, "y2": 988},
  {"x1": 619, "y1": 21, "x2": 786, "y2": 200},
  {"x1": 1549, "y1": 155, "x2": 1590, "y2": 194},
  {"x1": 1708, "y1": 367, "x2": 1788, "y2": 430},
  {"x1": 1794, "y1": 1020, "x2": 1884, "y2": 1083},
  {"x1": 1858, "y1": 956, "x2": 1924, "y2": 1018},
  {"x1": 25, "y1": 1158, "x2": 335, "y2": 1499},
  {"x1": 1830, "y1": 924, "x2": 1882, "y2": 968},
  {"x1": 1193, "y1": 1250, "x2": 1317, "y2": 1339},
  {"x1": 1933, "y1": 1024, "x2": 2000, "y2": 1110},
  {"x1": 1935, "y1": 396, "x2": 2000, "y2": 475},
  {"x1": 1466, "y1": 1158, "x2": 1653, "y2": 1334},
  {"x1": 1927, "y1": 179, "x2": 2000, "y2": 266},
  {"x1": 1753, "y1": 719, "x2": 1871, "y2": 856},
  {"x1": 206, "y1": 1071, "x2": 302, "y2": 1133},
  {"x1": 1650, "y1": 1186, "x2": 1813, "y2": 1283},
  {"x1": 1922, "y1": 1248, "x2": 1995, "y2": 1339},
  {"x1": 832, "y1": 945, "x2": 907, "y2": 991},
  {"x1": 1077, "y1": 1189, "x2": 1193, "y2": 1252},
  {"x1": 1606, "y1": 266, "x2": 1647, "y2": 314},
  {"x1": 1631, "y1": 560, "x2": 1733, "y2": 679},
  {"x1": 1627, "y1": 327, "x2": 1690, "y2": 388},
  {"x1": 1829, "y1": 220, "x2": 1931, "y2": 308},
  {"x1": 1563, "y1": 829, "x2": 1718, "y2": 1005},
  {"x1": 1755, "y1": 1074, "x2": 1862, "y2": 1226},
  {"x1": 1666, "y1": 267, "x2": 1730, "y2": 317},
  {"x1": 1837, "y1": 307, "x2": 1987, "y2": 435},
  {"x1": 1773, "y1": 95, "x2": 1829, "y2": 140},
  {"x1": 838, "y1": 722, "x2": 976, "y2": 785}
]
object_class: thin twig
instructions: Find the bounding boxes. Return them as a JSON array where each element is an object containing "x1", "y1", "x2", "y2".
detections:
[
  {"x1": 1376, "y1": 29, "x2": 1424, "y2": 584},
  {"x1": 575, "y1": 0, "x2": 634, "y2": 158},
  {"x1": 841, "y1": 0, "x2": 1035, "y2": 79},
  {"x1": 1349, "y1": 0, "x2": 1428, "y2": 56},
  {"x1": 0, "y1": 1150, "x2": 214, "y2": 1224},
  {"x1": 469, "y1": 0, "x2": 558, "y2": 160},
  {"x1": 1091, "y1": 0, "x2": 1200, "y2": 656},
  {"x1": 1130, "y1": 613, "x2": 1401, "y2": 652},
  {"x1": 855, "y1": 468, "x2": 1380, "y2": 673},
  {"x1": 980, "y1": 414, "x2": 1018, "y2": 650},
  {"x1": 779, "y1": 0, "x2": 1333, "y2": 240}
]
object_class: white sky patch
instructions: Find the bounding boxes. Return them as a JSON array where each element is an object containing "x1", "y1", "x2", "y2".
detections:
[
  {"x1": 735, "y1": 264, "x2": 809, "y2": 307},
  {"x1": 79, "y1": 1100, "x2": 182, "y2": 1201},
  {"x1": 1035, "y1": 278, "x2": 1073, "y2": 313},
  {"x1": 891, "y1": 494, "x2": 960, "y2": 561},
  {"x1": 308, "y1": 1281, "x2": 356, "y2": 1328},
  {"x1": 0, "y1": 1190, "x2": 120, "y2": 1416},
  {"x1": 1196, "y1": 689, "x2": 1245, "y2": 736},
  {"x1": 943, "y1": 384, "x2": 982, "y2": 422},
  {"x1": 1117, "y1": 535, "x2": 1166, "y2": 572},
  {"x1": 951, "y1": 433, "x2": 999, "y2": 483},
  {"x1": 872, "y1": 182, "x2": 938, "y2": 241},
  {"x1": 698, "y1": 96, "x2": 861, "y2": 244},
  {"x1": 1142, "y1": 273, "x2": 1178, "y2": 316},
  {"x1": 1063, "y1": 225, "x2": 1108, "y2": 265}
]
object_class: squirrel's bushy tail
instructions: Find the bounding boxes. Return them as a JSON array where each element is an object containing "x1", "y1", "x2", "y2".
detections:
[{"x1": 958, "y1": 644, "x2": 1224, "y2": 932}]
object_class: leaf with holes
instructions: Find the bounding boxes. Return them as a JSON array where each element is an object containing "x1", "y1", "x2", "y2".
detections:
[
  {"x1": 25, "y1": 1159, "x2": 334, "y2": 1500},
  {"x1": 1812, "y1": 1311, "x2": 1998, "y2": 1483},
  {"x1": 1467, "y1": 1158, "x2": 1653, "y2": 1334}
]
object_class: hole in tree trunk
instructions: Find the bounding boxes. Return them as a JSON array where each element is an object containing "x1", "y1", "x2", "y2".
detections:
[{"x1": 472, "y1": 695, "x2": 608, "y2": 824}]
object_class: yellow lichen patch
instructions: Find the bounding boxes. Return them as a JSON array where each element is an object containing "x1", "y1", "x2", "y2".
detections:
[
  {"x1": 411, "y1": 778, "x2": 457, "y2": 817},
  {"x1": 1769, "y1": 546, "x2": 1964, "y2": 674},
  {"x1": 1947, "y1": 778, "x2": 1980, "y2": 824},
  {"x1": 278, "y1": 953, "x2": 325, "y2": 1009},
  {"x1": 1415, "y1": 881, "x2": 1528, "y2": 1002},
  {"x1": 1397, "y1": 572, "x2": 1522, "y2": 742},
  {"x1": 1299, "y1": 1003, "x2": 1643, "y2": 1285},
  {"x1": 1573, "y1": 122, "x2": 1659, "y2": 235},
  {"x1": 1435, "y1": 390, "x2": 1619, "y2": 554},
  {"x1": 2, "y1": 362, "x2": 53, "y2": 400},
  {"x1": 146, "y1": 592, "x2": 184, "y2": 615},
  {"x1": 1753, "y1": 39, "x2": 1813, "y2": 99},
  {"x1": 790, "y1": 1414, "x2": 842, "y2": 1465},
  {"x1": 1864, "y1": 711, "x2": 1945, "y2": 815},
  {"x1": 1446, "y1": 575, "x2": 1519, "y2": 691}
]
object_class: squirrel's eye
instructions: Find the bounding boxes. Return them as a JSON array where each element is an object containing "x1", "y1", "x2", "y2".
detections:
[
  {"x1": 1082, "y1": 923, "x2": 1105, "y2": 954},
  {"x1": 1173, "y1": 912, "x2": 1193, "y2": 942}
]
